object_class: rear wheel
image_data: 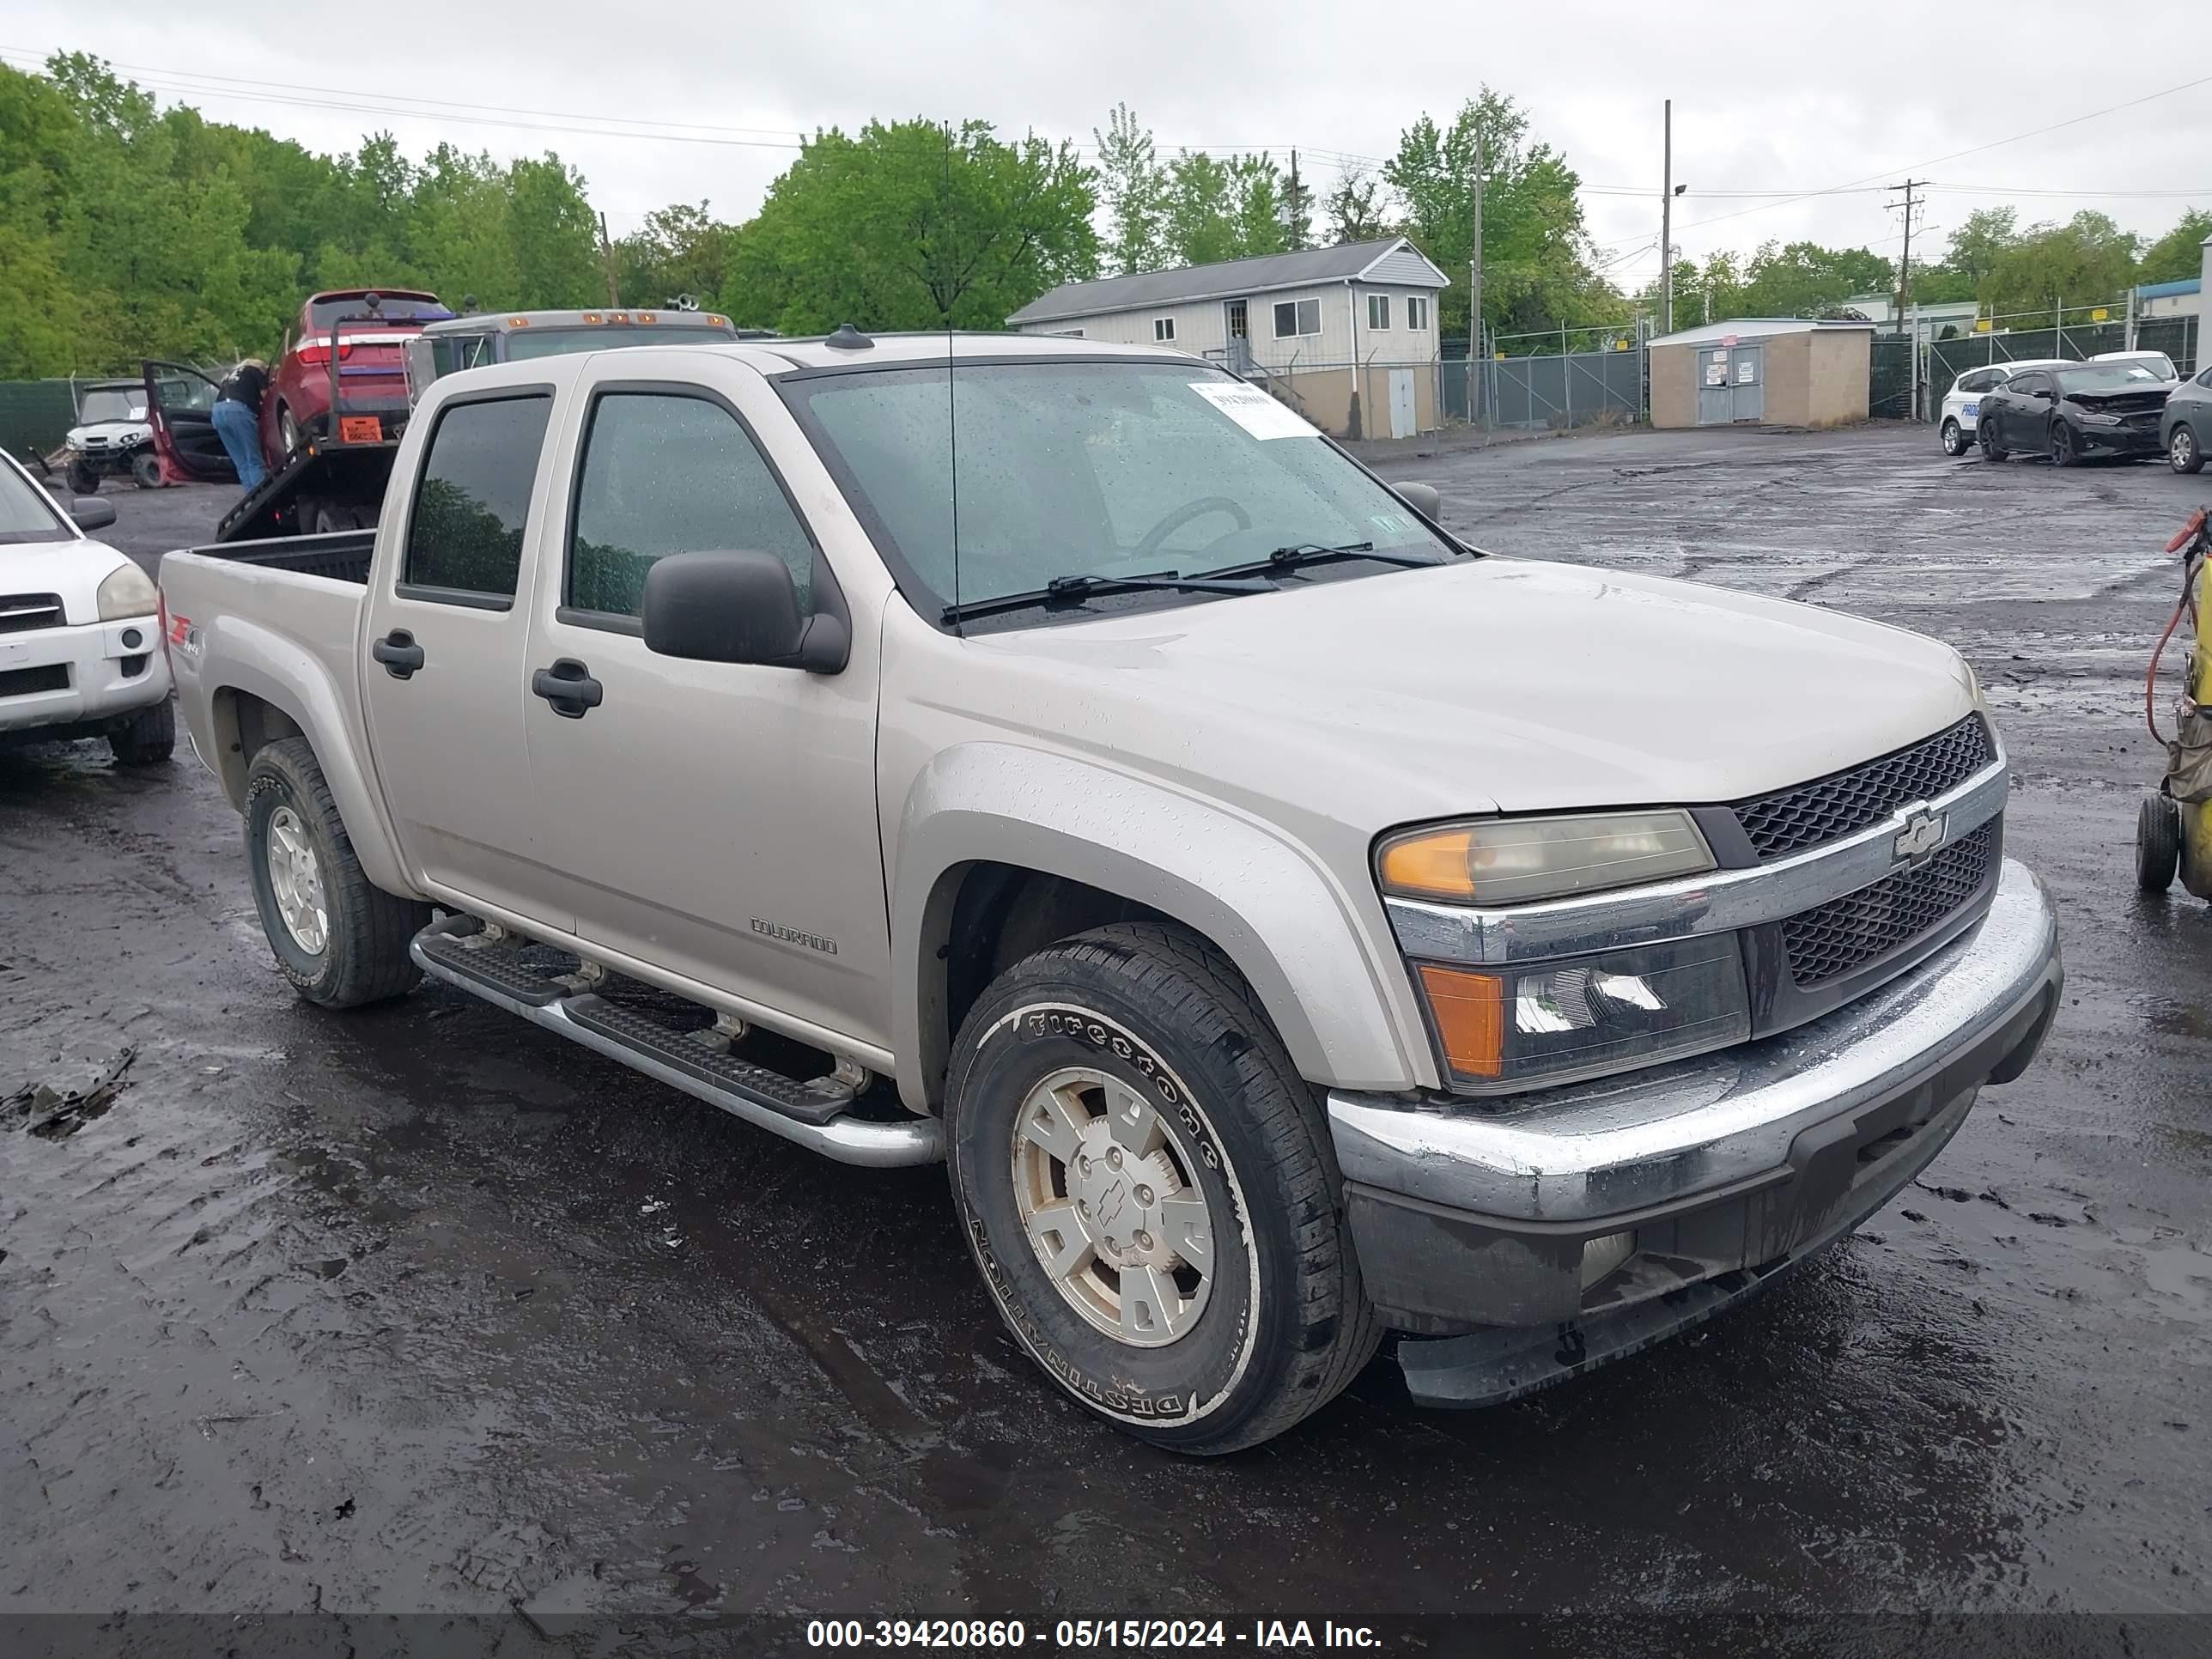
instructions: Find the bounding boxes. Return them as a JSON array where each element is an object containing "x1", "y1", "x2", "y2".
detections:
[
  {"x1": 2051, "y1": 421, "x2": 2078, "y2": 467},
  {"x1": 1941, "y1": 418, "x2": 1966, "y2": 457},
  {"x1": 309, "y1": 500, "x2": 360, "y2": 535},
  {"x1": 244, "y1": 737, "x2": 429, "y2": 1008},
  {"x1": 131, "y1": 449, "x2": 164, "y2": 489},
  {"x1": 106, "y1": 698, "x2": 174, "y2": 766},
  {"x1": 945, "y1": 921, "x2": 1380, "y2": 1455},
  {"x1": 277, "y1": 404, "x2": 303, "y2": 458},
  {"x1": 65, "y1": 459, "x2": 99, "y2": 495},
  {"x1": 2138, "y1": 795, "x2": 2182, "y2": 892},
  {"x1": 2173, "y1": 423, "x2": 2205, "y2": 476}
]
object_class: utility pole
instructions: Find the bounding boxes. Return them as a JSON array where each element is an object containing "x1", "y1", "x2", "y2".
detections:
[
  {"x1": 1660, "y1": 100, "x2": 1673, "y2": 337},
  {"x1": 1886, "y1": 179, "x2": 1928, "y2": 338},
  {"x1": 1470, "y1": 140, "x2": 1485, "y2": 428},
  {"x1": 598, "y1": 211, "x2": 622, "y2": 308}
]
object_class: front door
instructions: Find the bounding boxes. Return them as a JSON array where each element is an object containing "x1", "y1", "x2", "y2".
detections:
[
  {"x1": 1388, "y1": 368, "x2": 1416, "y2": 439},
  {"x1": 520, "y1": 365, "x2": 890, "y2": 1052},
  {"x1": 1729, "y1": 344, "x2": 1764, "y2": 422},
  {"x1": 359, "y1": 386, "x2": 570, "y2": 928},
  {"x1": 1696, "y1": 348, "x2": 1734, "y2": 424},
  {"x1": 142, "y1": 362, "x2": 238, "y2": 483},
  {"x1": 1223, "y1": 300, "x2": 1251, "y2": 374}
]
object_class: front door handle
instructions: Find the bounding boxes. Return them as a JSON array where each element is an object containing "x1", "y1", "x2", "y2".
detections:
[
  {"x1": 532, "y1": 658, "x2": 603, "y2": 719},
  {"x1": 372, "y1": 629, "x2": 424, "y2": 679}
]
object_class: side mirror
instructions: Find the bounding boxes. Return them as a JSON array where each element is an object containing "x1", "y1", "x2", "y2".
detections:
[
  {"x1": 641, "y1": 550, "x2": 848, "y2": 673},
  {"x1": 70, "y1": 496, "x2": 117, "y2": 532},
  {"x1": 1395, "y1": 481, "x2": 1442, "y2": 520}
]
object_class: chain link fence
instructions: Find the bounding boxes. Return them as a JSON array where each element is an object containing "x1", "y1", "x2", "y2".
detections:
[{"x1": 1441, "y1": 336, "x2": 1647, "y2": 431}]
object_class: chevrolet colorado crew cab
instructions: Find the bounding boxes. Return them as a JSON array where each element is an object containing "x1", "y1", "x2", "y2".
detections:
[
  {"x1": 1, "y1": 448, "x2": 175, "y2": 763},
  {"x1": 161, "y1": 333, "x2": 2063, "y2": 1453}
]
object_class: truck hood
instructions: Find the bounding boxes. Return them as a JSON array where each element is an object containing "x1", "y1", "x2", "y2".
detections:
[
  {"x1": 931, "y1": 558, "x2": 1978, "y2": 827},
  {"x1": 1, "y1": 537, "x2": 131, "y2": 621}
]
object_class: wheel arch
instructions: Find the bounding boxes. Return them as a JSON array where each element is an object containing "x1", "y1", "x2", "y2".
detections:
[{"x1": 891, "y1": 743, "x2": 1430, "y2": 1115}]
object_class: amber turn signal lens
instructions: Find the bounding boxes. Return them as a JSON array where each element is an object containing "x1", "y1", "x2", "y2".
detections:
[
  {"x1": 1417, "y1": 964, "x2": 1504, "y2": 1079},
  {"x1": 1380, "y1": 829, "x2": 1478, "y2": 902}
]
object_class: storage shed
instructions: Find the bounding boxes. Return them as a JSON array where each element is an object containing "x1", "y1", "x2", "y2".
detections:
[{"x1": 1648, "y1": 318, "x2": 1875, "y2": 429}]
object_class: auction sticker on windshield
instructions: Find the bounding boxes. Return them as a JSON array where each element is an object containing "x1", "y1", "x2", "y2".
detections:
[{"x1": 1189, "y1": 381, "x2": 1316, "y2": 440}]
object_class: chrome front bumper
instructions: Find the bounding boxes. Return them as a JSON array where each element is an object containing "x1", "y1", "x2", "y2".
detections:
[{"x1": 1328, "y1": 858, "x2": 2061, "y2": 1347}]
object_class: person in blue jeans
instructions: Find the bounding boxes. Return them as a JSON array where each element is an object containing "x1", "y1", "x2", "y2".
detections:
[{"x1": 210, "y1": 359, "x2": 269, "y2": 490}]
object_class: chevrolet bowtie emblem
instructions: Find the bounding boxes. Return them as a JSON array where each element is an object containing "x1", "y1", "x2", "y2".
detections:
[{"x1": 1893, "y1": 808, "x2": 1946, "y2": 866}]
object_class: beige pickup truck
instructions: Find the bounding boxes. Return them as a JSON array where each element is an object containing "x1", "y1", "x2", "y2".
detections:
[{"x1": 160, "y1": 332, "x2": 2062, "y2": 1452}]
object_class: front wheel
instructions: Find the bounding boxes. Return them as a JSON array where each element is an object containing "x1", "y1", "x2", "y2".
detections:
[
  {"x1": 945, "y1": 922, "x2": 1380, "y2": 1455},
  {"x1": 131, "y1": 449, "x2": 164, "y2": 489},
  {"x1": 1979, "y1": 423, "x2": 2008, "y2": 462},
  {"x1": 1941, "y1": 418, "x2": 1966, "y2": 457},
  {"x1": 2173, "y1": 424, "x2": 2205, "y2": 476},
  {"x1": 2051, "y1": 421, "x2": 2079, "y2": 467},
  {"x1": 66, "y1": 459, "x2": 100, "y2": 495},
  {"x1": 107, "y1": 697, "x2": 174, "y2": 765},
  {"x1": 245, "y1": 737, "x2": 430, "y2": 1007}
]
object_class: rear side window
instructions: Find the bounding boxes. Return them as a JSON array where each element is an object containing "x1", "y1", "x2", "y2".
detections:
[
  {"x1": 566, "y1": 392, "x2": 814, "y2": 620},
  {"x1": 404, "y1": 394, "x2": 552, "y2": 602}
]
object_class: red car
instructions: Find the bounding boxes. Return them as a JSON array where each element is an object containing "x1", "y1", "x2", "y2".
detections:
[{"x1": 264, "y1": 289, "x2": 452, "y2": 465}]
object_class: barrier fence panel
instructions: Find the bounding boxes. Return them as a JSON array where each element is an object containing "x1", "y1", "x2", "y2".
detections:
[
  {"x1": 0, "y1": 380, "x2": 84, "y2": 462},
  {"x1": 1441, "y1": 340, "x2": 1647, "y2": 431},
  {"x1": 1919, "y1": 312, "x2": 2197, "y2": 418}
]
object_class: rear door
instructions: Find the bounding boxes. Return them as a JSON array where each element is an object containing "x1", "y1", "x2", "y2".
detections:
[
  {"x1": 143, "y1": 362, "x2": 238, "y2": 483},
  {"x1": 360, "y1": 382, "x2": 574, "y2": 930},
  {"x1": 519, "y1": 356, "x2": 889, "y2": 1051}
]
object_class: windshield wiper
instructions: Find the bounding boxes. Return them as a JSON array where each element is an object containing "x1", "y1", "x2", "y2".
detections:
[
  {"x1": 940, "y1": 568, "x2": 1270, "y2": 623},
  {"x1": 1190, "y1": 540, "x2": 1448, "y2": 581}
]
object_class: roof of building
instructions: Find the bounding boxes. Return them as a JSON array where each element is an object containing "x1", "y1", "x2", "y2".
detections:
[
  {"x1": 2135, "y1": 277, "x2": 2203, "y2": 301},
  {"x1": 1007, "y1": 238, "x2": 1449, "y2": 325},
  {"x1": 1649, "y1": 317, "x2": 1878, "y2": 349}
]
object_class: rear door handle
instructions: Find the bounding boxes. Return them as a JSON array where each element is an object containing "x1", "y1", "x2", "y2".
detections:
[
  {"x1": 532, "y1": 658, "x2": 603, "y2": 719},
  {"x1": 372, "y1": 629, "x2": 424, "y2": 678}
]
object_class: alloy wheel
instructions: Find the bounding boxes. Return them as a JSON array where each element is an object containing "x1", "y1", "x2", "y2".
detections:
[{"x1": 265, "y1": 805, "x2": 329, "y2": 955}]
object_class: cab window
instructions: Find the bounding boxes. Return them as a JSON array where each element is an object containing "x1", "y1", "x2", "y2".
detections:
[
  {"x1": 566, "y1": 392, "x2": 815, "y2": 621},
  {"x1": 403, "y1": 394, "x2": 553, "y2": 603}
]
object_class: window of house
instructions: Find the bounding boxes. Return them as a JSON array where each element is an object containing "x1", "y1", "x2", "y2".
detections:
[
  {"x1": 1273, "y1": 298, "x2": 1321, "y2": 338},
  {"x1": 403, "y1": 394, "x2": 553, "y2": 600},
  {"x1": 1366, "y1": 294, "x2": 1391, "y2": 330},
  {"x1": 1406, "y1": 295, "x2": 1430, "y2": 331},
  {"x1": 567, "y1": 392, "x2": 814, "y2": 620},
  {"x1": 1153, "y1": 317, "x2": 1176, "y2": 343}
]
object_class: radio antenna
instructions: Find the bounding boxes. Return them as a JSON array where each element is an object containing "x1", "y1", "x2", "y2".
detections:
[{"x1": 944, "y1": 119, "x2": 963, "y2": 637}]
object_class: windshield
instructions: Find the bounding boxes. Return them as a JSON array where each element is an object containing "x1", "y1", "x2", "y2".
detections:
[
  {"x1": 2057, "y1": 362, "x2": 2163, "y2": 393},
  {"x1": 0, "y1": 461, "x2": 70, "y2": 543},
  {"x1": 78, "y1": 388, "x2": 145, "y2": 423},
  {"x1": 310, "y1": 294, "x2": 447, "y2": 330},
  {"x1": 503, "y1": 324, "x2": 740, "y2": 360},
  {"x1": 2100, "y1": 352, "x2": 2175, "y2": 380},
  {"x1": 785, "y1": 361, "x2": 1452, "y2": 618}
]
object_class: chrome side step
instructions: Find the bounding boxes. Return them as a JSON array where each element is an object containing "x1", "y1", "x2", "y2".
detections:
[{"x1": 410, "y1": 915, "x2": 943, "y2": 1168}]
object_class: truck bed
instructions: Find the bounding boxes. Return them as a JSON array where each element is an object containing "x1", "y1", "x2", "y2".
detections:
[{"x1": 165, "y1": 529, "x2": 375, "y2": 584}]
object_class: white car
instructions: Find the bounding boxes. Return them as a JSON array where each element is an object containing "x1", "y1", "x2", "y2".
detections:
[
  {"x1": 2090, "y1": 349, "x2": 2179, "y2": 384},
  {"x1": 0, "y1": 449, "x2": 174, "y2": 763},
  {"x1": 1940, "y1": 359, "x2": 2069, "y2": 456}
]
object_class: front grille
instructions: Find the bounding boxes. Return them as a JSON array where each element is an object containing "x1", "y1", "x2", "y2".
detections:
[
  {"x1": 0, "y1": 592, "x2": 65, "y2": 635},
  {"x1": 0, "y1": 664, "x2": 70, "y2": 699},
  {"x1": 1784, "y1": 822, "x2": 1997, "y2": 987},
  {"x1": 1733, "y1": 715, "x2": 1994, "y2": 860}
]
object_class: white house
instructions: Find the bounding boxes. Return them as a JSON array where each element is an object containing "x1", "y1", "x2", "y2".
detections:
[{"x1": 1007, "y1": 237, "x2": 1452, "y2": 439}]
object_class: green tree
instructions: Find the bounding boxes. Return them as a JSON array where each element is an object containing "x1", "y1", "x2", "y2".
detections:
[
  {"x1": 1736, "y1": 240, "x2": 1891, "y2": 317},
  {"x1": 1092, "y1": 102, "x2": 1167, "y2": 275},
  {"x1": 2138, "y1": 208, "x2": 2212, "y2": 286},
  {"x1": 616, "y1": 202, "x2": 732, "y2": 308},
  {"x1": 1980, "y1": 210, "x2": 2140, "y2": 318},
  {"x1": 722, "y1": 118, "x2": 1097, "y2": 333},
  {"x1": 1383, "y1": 89, "x2": 1621, "y2": 340},
  {"x1": 1324, "y1": 168, "x2": 1392, "y2": 244}
]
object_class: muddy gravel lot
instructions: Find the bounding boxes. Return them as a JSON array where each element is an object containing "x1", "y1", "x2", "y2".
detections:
[{"x1": 4, "y1": 425, "x2": 2210, "y2": 1648}]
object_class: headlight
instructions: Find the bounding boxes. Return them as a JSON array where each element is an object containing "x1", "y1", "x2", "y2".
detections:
[
  {"x1": 1377, "y1": 810, "x2": 1715, "y2": 907},
  {"x1": 97, "y1": 562, "x2": 160, "y2": 620},
  {"x1": 1415, "y1": 935, "x2": 1751, "y2": 1091}
]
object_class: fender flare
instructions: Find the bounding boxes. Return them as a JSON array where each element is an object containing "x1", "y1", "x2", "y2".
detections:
[
  {"x1": 202, "y1": 613, "x2": 415, "y2": 898},
  {"x1": 890, "y1": 742, "x2": 1431, "y2": 1112}
]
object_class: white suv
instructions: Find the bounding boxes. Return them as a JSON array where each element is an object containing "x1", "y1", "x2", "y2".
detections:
[
  {"x1": 1941, "y1": 360, "x2": 2068, "y2": 457},
  {"x1": 0, "y1": 450, "x2": 174, "y2": 764}
]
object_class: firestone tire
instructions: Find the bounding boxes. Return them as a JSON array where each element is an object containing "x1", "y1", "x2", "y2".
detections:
[
  {"x1": 2138, "y1": 795, "x2": 2181, "y2": 892},
  {"x1": 244, "y1": 737, "x2": 429, "y2": 1009},
  {"x1": 106, "y1": 697, "x2": 175, "y2": 765},
  {"x1": 945, "y1": 921, "x2": 1381, "y2": 1455}
]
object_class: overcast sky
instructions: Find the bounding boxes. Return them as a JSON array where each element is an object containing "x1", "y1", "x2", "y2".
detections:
[{"x1": 7, "y1": 2, "x2": 2209, "y2": 292}]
